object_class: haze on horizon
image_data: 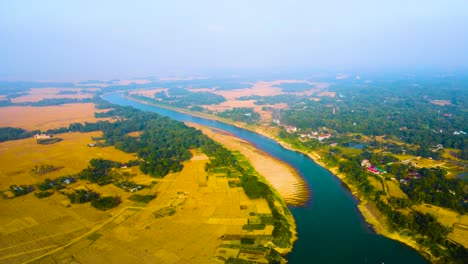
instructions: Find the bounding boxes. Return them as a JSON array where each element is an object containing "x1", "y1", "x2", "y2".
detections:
[{"x1": 1, "y1": 0, "x2": 467, "y2": 81}]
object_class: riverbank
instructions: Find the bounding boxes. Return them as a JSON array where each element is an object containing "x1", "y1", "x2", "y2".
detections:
[
  {"x1": 186, "y1": 122, "x2": 303, "y2": 252},
  {"x1": 187, "y1": 122, "x2": 310, "y2": 206},
  {"x1": 255, "y1": 128, "x2": 436, "y2": 261},
  {"x1": 255, "y1": 130, "x2": 432, "y2": 261},
  {"x1": 122, "y1": 94, "x2": 430, "y2": 261}
]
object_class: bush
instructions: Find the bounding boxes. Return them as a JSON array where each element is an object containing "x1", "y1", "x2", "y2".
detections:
[
  {"x1": 91, "y1": 196, "x2": 121, "y2": 210},
  {"x1": 128, "y1": 194, "x2": 156, "y2": 204},
  {"x1": 35, "y1": 190, "x2": 54, "y2": 199}
]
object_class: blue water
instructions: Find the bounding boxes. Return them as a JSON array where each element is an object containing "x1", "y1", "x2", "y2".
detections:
[
  {"x1": 103, "y1": 93, "x2": 428, "y2": 264},
  {"x1": 346, "y1": 143, "x2": 366, "y2": 150}
]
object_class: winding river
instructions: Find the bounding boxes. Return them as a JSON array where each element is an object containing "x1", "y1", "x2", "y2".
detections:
[{"x1": 103, "y1": 93, "x2": 427, "y2": 263}]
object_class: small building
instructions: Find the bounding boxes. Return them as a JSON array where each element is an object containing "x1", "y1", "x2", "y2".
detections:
[
  {"x1": 285, "y1": 126, "x2": 298, "y2": 133},
  {"x1": 361, "y1": 159, "x2": 371, "y2": 168},
  {"x1": 34, "y1": 134, "x2": 52, "y2": 140},
  {"x1": 87, "y1": 143, "x2": 96, "y2": 147},
  {"x1": 317, "y1": 134, "x2": 331, "y2": 141}
]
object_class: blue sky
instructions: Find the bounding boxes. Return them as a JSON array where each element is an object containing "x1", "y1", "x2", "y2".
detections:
[{"x1": 1, "y1": 0, "x2": 467, "y2": 80}]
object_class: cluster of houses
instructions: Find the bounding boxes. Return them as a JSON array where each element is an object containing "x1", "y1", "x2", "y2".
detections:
[
  {"x1": 399, "y1": 170, "x2": 422, "y2": 185},
  {"x1": 361, "y1": 159, "x2": 386, "y2": 175},
  {"x1": 299, "y1": 132, "x2": 332, "y2": 141},
  {"x1": 119, "y1": 182, "x2": 143, "y2": 193},
  {"x1": 284, "y1": 125, "x2": 297, "y2": 133},
  {"x1": 453, "y1": 130, "x2": 466, "y2": 135},
  {"x1": 281, "y1": 124, "x2": 333, "y2": 142}
]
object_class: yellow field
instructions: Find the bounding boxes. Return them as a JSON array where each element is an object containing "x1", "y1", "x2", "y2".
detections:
[
  {"x1": 384, "y1": 180, "x2": 408, "y2": 198},
  {"x1": 0, "y1": 104, "x2": 111, "y2": 131},
  {"x1": 413, "y1": 204, "x2": 468, "y2": 247},
  {"x1": 0, "y1": 131, "x2": 136, "y2": 189},
  {"x1": 367, "y1": 176, "x2": 384, "y2": 192},
  {"x1": 0, "y1": 128, "x2": 281, "y2": 264},
  {"x1": 0, "y1": 152, "x2": 276, "y2": 264}
]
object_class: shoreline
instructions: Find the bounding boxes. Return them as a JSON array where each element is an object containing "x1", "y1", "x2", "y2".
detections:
[
  {"x1": 184, "y1": 122, "x2": 300, "y2": 255},
  {"x1": 120, "y1": 94, "x2": 429, "y2": 261},
  {"x1": 186, "y1": 122, "x2": 310, "y2": 207}
]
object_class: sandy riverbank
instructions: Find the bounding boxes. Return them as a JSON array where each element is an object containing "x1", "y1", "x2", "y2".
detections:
[{"x1": 186, "y1": 122, "x2": 310, "y2": 207}]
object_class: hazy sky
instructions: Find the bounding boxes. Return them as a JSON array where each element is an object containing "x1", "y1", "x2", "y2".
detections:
[{"x1": 1, "y1": 0, "x2": 467, "y2": 80}]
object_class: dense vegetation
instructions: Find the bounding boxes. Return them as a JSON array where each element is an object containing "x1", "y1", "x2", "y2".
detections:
[
  {"x1": 280, "y1": 131, "x2": 467, "y2": 261},
  {"x1": 273, "y1": 82, "x2": 316, "y2": 92},
  {"x1": 79, "y1": 158, "x2": 121, "y2": 185},
  {"x1": 129, "y1": 88, "x2": 225, "y2": 108},
  {"x1": 217, "y1": 107, "x2": 261, "y2": 124},
  {"x1": 91, "y1": 196, "x2": 122, "y2": 210},
  {"x1": 0, "y1": 127, "x2": 39, "y2": 142},
  {"x1": 0, "y1": 97, "x2": 93, "y2": 107},
  {"x1": 276, "y1": 76, "x2": 467, "y2": 155}
]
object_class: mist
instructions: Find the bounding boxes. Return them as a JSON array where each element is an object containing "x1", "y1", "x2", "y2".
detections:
[{"x1": 1, "y1": 0, "x2": 467, "y2": 80}]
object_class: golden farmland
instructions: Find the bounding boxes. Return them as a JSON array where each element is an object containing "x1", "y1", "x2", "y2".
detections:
[
  {"x1": 0, "y1": 104, "x2": 111, "y2": 131},
  {"x1": 0, "y1": 149, "x2": 280, "y2": 263},
  {"x1": 0, "y1": 131, "x2": 136, "y2": 189},
  {"x1": 0, "y1": 98, "x2": 293, "y2": 263}
]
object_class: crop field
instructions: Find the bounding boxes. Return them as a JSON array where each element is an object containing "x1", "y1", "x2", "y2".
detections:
[
  {"x1": 384, "y1": 180, "x2": 408, "y2": 199},
  {"x1": 0, "y1": 152, "x2": 273, "y2": 263},
  {"x1": 0, "y1": 131, "x2": 136, "y2": 189},
  {"x1": 413, "y1": 204, "x2": 468, "y2": 248},
  {"x1": 0, "y1": 104, "x2": 111, "y2": 131},
  {"x1": 11, "y1": 88, "x2": 96, "y2": 103}
]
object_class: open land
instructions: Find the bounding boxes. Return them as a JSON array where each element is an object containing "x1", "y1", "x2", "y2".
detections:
[
  {"x1": 0, "y1": 149, "x2": 286, "y2": 264},
  {"x1": 0, "y1": 96, "x2": 296, "y2": 263},
  {"x1": 0, "y1": 131, "x2": 135, "y2": 190},
  {"x1": 128, "y1": 80, "x2": 330, "y2": 125},
  {"x1": 0, "y1": 104, "x2": 111, "y2": 131}
]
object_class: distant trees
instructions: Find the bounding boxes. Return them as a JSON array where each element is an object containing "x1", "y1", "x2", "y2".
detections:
[
  {"x1": 217, "y1": 108, "x2": 261, "y2": 124},
  {"x1": 131, "y1": 88, "x2": 226, "y2": 108},
  {"x1": 0, "y1": 127, "x2": 39, "y2": 142}
]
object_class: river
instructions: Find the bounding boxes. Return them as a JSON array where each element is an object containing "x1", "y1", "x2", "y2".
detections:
[{"x1": 103, "y1": 93, "x2": 428, "y2": 263}]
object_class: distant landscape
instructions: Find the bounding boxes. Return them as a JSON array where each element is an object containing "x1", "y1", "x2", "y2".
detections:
[{"x1": 0, "y1": 73, "x2": 466, "y2": 263}]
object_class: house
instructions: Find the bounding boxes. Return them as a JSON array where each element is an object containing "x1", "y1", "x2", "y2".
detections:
[
  {"x1": 34, "y1": 134, "x2": 52, "y2": 140},
  {"x1": 367, "y1": 166, "x2": 380, "y2": 174},
  {"x1": 285, "y1": 126, "x2": 298, "y2": 133},
  {"x1": 361, "y1": 159, "x2": 371, "y2": 168},
  {"x1": 317, "y1": 134, "x2": 331, "y2": 141},
  {"x1": 130, "y1": 186, "x2": 142, "y2": 193},
  {"x1": 87, "y1": 143, "x2": 96, "y2": 147}
]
